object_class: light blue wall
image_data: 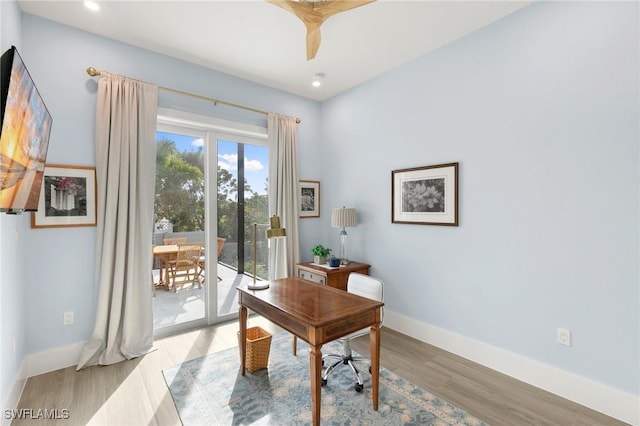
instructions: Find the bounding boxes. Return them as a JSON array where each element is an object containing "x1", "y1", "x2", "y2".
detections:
[
  {"x1": 321, "y1": 1, "x2": 639, "y2": 395},
  {"x1": 0, "y1": 0, "x2": 27, "y2": 409},
  {"x1": 19, "y1": 14, "x2": 322, "y2": 354},
  {"x1": 5, "y1": 0, "x2": 638, "y2": 408}
]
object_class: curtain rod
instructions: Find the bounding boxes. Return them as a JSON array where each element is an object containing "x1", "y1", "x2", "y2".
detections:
[{"x1": 86, "y1": 67, "x2": 301, "y2": 124}]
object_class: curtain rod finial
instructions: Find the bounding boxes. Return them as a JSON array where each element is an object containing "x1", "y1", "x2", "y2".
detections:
[
  {"x1": 296, "y1": 117, "x2": 301, "y2": 124},
  {"x1": 86, "y1": 67, "x2": 99, "y2": 77}
]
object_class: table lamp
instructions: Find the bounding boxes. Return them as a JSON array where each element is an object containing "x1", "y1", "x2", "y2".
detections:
[
  {"x1": 249, "y1": 215, "x2": 286, "y2": 290},
  {"x1": 331, "y1": 207, "x2": 357, "y2": 265}
]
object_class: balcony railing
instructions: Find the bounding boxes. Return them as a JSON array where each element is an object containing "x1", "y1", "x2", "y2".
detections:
[{"x1": 153, "y1": 231, "x2": 268, "y2": 279}]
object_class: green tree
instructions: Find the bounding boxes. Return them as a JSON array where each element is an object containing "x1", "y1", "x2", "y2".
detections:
[
  {"x1": 154, "y1": 136, "x2": 270, "y2": 278},
  {"x1": 217, "y1": 165, "x2": 237, "y2": 241},
  {"x1": 155, "y1": 138, "x2": 204, "y2": 232}
]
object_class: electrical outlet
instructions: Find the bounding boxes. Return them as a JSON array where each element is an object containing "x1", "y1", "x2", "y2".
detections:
[
  {"x1": 557, "y1": 328, "x2": 571, "y2": 346},
  {"x1": 63, "y1": 312, "x2": 74, "y2": 325}
]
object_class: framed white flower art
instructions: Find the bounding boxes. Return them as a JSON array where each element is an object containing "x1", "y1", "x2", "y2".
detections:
[{"x1": 391, "y1": 162, "x2": 458, "y2": 226}]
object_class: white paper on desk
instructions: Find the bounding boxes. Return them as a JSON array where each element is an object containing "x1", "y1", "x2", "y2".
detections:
[{"x1": 311, "y1": 263, "x2": 341, "y2": 269}]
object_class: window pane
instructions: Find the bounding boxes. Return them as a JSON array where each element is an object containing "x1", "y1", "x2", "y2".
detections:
[{"x1": 153, "y1": 130, "x2": 206, "y2": 330}]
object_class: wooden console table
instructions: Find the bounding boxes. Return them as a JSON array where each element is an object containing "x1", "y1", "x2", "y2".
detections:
[
  {"x1": 296, "y1": 261, "x2": 370, "y2": 291},
  {"x1": 237, "y1": 277, "x2": 383, "y2": 426}
]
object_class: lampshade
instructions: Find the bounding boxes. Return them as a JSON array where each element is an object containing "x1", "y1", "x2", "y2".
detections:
[
  {"x1": 331, "y1": 207, "x2": 357, "y2": 228},
  {"x1": 266, "y1": 215, "x2": 286, "y2": 239}
]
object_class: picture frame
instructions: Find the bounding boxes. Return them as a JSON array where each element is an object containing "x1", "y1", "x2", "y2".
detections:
[
  {"x1": 31, "y1": 164, "x2": 97, "y2": 228},
  {"x1": 392, "y1": 162, "x2": 458, "y2": 226},
  {"x1": 299, "y1": 180, "x2": 320, "y2": 218}
]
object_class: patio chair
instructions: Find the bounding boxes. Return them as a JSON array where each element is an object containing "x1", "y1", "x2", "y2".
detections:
[
  {"x1": 192, "y1": 242, "x2": 205, "y2": 288},
  {"x1": 167, "y1": 243, "x2": 202, "y2": 292},
  {"x1": 192, "y1": 238, "x2": 226, "y2": 285}
]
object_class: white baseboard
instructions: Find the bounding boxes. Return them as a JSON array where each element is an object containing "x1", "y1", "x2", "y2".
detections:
[
  {"x1": 1, "y1": 360, "x2": 27, "y2": 426},
  {"x1": 8, "y1": 321, "x2": 639, "y2": 424},
  {"x1": 384, "y1": 310, "x2": 639, "y2": 426},
  {"x1": 25, "y1": 341, "x2": 84, "y2": 378}
]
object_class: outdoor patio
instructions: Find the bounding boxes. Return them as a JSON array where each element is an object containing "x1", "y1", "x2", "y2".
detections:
[{"x1": 152, "y1": 262, "x2": 256, "y2": 329}]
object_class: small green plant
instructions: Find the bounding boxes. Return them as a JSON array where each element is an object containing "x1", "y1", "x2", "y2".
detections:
[{"x1": 311, "y1": 245, "x2": 331, "y2": 257}]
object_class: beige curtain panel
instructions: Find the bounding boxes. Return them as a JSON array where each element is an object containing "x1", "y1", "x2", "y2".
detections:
[
  {"x1": 268, "y1": 113, "x2": 301, "y2": 279},
  {"x1": 78, "y1": 72, "x2": 158, "y2": 369}
]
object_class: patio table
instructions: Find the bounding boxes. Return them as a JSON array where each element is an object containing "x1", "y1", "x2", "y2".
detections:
[{"x1": 153, "y1": 244, "x2": 178, "y2": 290}]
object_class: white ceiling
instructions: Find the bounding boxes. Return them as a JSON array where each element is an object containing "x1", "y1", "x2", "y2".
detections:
[{"x1": 18, "y1": 0, "x2": 533, "y2": 101}]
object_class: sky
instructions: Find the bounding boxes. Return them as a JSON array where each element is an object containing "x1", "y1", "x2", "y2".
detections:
[{"x1": 157, "y1": 131, "x2": 268, "y2": 195}]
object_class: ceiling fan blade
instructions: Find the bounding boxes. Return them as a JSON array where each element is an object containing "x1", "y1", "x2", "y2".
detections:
[
  {"x1": 267, "y1": 0, "x2": 375, "y2": 23},
  {"x1": 266, "y1": 0, "x2": 377, "y2": 60},
  {"x1": 305, "y1": 22, "x2": 321, "y2": 60},
  {"x1": 315, "y1": 0, "x2": 377, "y2": 20},
  {"x1": 266, "y1": 0, "x2": 321, "y2": 24}
]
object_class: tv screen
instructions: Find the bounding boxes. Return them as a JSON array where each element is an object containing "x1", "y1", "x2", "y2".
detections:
[{"x1": 0, "y1": 46, "x2": 52, "y2": 213}]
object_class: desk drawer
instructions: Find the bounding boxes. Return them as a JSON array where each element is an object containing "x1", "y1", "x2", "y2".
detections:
[{"x1": 298, "y1": 269, "x2": 326, "y2": 285}]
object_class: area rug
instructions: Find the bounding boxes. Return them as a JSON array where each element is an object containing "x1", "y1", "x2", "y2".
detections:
[{"x1": 163, "y1": 332, "x2": 489, "y2": 425}]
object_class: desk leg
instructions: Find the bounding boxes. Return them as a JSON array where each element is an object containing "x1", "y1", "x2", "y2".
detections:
[
  {"x1": 292, "y1": 336, "x2": 297, "y2": 356},
  {"x1": 239, "y1": 306, "x2": 247, "y2": 376},
  {"x1": 309, "y1": 343, "x2": 322, "y2": 426},
  {"x1": 370, "y1": 323, "x2": 381, "y2": 411}
]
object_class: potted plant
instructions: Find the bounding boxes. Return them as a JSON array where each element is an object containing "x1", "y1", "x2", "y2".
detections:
[{"x1": 311, "y1": 245, "x2": 331, "y2": 264}]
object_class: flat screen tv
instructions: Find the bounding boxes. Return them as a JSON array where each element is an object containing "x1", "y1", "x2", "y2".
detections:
[{"x1": 0, "y1": 45, "x2": 52, "y2": 213}]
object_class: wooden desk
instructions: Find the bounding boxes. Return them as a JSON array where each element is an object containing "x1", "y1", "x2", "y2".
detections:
[
  {"x1": 296, "y1": 261, "x2": 370, "y2": 291},
  {"x1": 237, "y1": 277, "x2": 383, "y2": 426},
  {"x1": 152, "y1": 244, "x2": 178, "y2": 289}
]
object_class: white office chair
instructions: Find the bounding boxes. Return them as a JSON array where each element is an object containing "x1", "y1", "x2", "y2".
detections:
[{"x1": 321, "y1": 272, "x2": 384, "y2": 392}]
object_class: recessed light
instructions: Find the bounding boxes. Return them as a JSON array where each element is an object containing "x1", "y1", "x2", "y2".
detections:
[
  {"x1": 84, "y1": 1, "x2": 100, "y2": 11},
  {"x1": 312, "y1": 73, "x2": 324, "y2": 87}
]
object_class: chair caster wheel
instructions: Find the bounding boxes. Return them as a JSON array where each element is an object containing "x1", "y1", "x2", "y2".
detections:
[
  {"x1": 354, "y1": 384, "x2": 363, "y2": 392},
  {"x1": 321, "y1": 378, "x2": 327, "y2": 386}
]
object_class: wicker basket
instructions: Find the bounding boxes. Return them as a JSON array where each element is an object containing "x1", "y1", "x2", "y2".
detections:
[{"x1": 239, "y1": 326, "x2": 272, "y2": 372}]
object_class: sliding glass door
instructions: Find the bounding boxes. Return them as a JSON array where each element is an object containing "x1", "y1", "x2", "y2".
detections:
[
  {"x1": 214, "y1": 133, "x2": 269, "y2": 319},
  {"x1": 152, "y1": 109, "x2": 269, "y2": 336},
  {"x1": 153, "y1": 126, "x2": 207, "y2": 335}
]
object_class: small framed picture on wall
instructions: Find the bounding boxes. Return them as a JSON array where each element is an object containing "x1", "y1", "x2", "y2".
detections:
[
  {"x1": 299, "y1": 180, "x2": 320, "y2": 218},
  {"x1": 31, "y1": 164, "x2": 97, "y2": 228}
]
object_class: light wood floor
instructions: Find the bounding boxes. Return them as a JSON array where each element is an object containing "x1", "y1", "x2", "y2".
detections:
[{"x1": 15, "y1": 318, "x2": 628, "y2": 426}]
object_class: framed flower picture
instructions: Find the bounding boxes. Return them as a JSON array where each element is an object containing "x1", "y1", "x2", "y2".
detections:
[
  {"x1": 31, "y1": 164, "x2": 97, "y2": 228},
  {"x1": 391, "y1": 162, "x2": 458, "y2": 226},
  {"x1": 299, "y1": 180, "x2": 320, "y2": 218}
]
